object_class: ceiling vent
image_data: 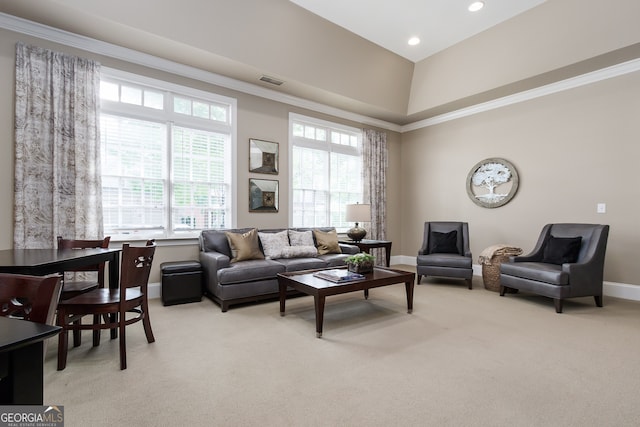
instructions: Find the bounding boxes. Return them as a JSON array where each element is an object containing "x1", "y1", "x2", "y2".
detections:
[{"x1": 259, "y1": 75, "x2": 284, "y2": 86}]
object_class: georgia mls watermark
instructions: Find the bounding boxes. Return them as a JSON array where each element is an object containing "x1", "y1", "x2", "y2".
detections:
[{"x1": 0, "y1": 406, "x2": 64, "y2": 427}]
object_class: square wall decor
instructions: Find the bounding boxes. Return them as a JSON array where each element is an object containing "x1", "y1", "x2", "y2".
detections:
[
  {"x1": 249, "y1": 138, "x2": 279, "y2": 174},
  {"x1": 249, "y1": 178, "x2": 278, "y2": 212}
]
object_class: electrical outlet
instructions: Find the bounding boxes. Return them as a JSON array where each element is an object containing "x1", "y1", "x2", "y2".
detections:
[{"x1": 597, "y1": 203, "x2": 606, "y2": 214}]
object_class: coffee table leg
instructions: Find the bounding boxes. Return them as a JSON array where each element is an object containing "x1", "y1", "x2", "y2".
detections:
[
  {"x1": 278, "y1": 281, "x2": 286, "y2": 316},
  {"x1": 314, "y1": 295, "x2": 325, "y2": 338},
  {"x1": 405, "y1": 280, "x2": 414, "y2": 313},
  {"x1": 364, "y1": 289, "x2": 369, "y2": 299}
]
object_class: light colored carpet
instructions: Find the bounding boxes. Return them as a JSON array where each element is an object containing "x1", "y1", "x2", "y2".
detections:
[{"x1": 44, "y1": 266, "x2": 640, "y2": 427}]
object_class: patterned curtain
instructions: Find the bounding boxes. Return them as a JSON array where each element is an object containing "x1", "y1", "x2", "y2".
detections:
[
  {"x1": 14, "y1": 42, "x2": 103, "y2": 249},
  {"x1": 362, "y1": 129, "x2": 387, "y2": 266}
]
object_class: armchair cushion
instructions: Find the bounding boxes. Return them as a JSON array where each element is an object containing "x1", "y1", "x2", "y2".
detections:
[
  {"x1": 430, "y1": 230, "x2": 459, "y2": 254},
  {"x1": 500, "y1": 261, "x2": 569, "y2": 285},
  {"x1": 542, "y1": 236, "x2": 582, "y2": 265},
  {"x1": 417, "y1": 253, "x2": 472, "y2": 269}
]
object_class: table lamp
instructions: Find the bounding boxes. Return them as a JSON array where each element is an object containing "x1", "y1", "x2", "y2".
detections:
[{"x1": 345, "y1": 203, "x2": 371, "y2": 242}]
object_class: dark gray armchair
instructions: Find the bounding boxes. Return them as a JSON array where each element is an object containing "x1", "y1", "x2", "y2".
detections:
[
  {"x1": 500, "y1": 223, "x2": 609, "y2": 313},
  {"x1": 416, "y1": 222, "x2": 473, "y2": 289}
]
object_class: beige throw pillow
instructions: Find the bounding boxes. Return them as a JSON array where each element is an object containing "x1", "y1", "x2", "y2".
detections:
[
  {"x1": 313, "y1": 229, "x2": 342, "y2": 255},
  {"x1": 225, "y1": 229, "x2": 265, "y2": 263}
]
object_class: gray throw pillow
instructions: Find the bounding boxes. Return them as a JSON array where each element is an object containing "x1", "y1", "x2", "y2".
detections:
[
  {"x1": 258, "y1": 230, "x2": 290, "y2": 259},
  {"x1": 288, "y1": 230, "x2": 314, "y2": 246},
  {"x1": 280, "y1": 245, "x2": 318, "y2": 258}
]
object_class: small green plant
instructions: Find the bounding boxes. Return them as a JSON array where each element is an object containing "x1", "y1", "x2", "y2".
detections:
[{"x1": 345, "y1": 253, "x2": 375, "y2": 265}]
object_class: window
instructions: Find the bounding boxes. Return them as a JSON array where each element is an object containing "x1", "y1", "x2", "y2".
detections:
[
  {"x1": 100, "y1": 69, "x2": 236, "y2": 240},
  {"x1": 289, "y1": 113, "x2": 363, "y2": 231}
]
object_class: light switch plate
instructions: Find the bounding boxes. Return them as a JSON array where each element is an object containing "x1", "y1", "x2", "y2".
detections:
[{"x1": 597, "y1": 203, "x2": 606, "y2": 214}]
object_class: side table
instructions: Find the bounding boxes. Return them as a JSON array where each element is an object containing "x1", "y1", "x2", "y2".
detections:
[{"x1": 339, "y1": 239, "x2": 392, "y2": 267}]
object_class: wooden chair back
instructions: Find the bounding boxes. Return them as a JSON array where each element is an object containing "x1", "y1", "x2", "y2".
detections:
[
  {"x1": 57, "y1": 236, "x2": 111, "y2": 286},
  {"x1": 120, "y1": 241, "x2": 155, "y2": 295},
  {"x1": 0, "y1": 273, "x2": 62, "y2": 325}
]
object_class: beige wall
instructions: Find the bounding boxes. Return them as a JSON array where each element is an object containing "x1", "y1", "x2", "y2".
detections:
[
  {"x1": 0, "y1": 0, "x2": 413, "y2": 121},
  {"x1": 0, "y1": 28, "x2": 403, "y2": 284},
  {"x1": 409, "y1": 0, "x2": 640, "y2": 116},
  {"x1": 401, "y1": 70, "x2": 640, "y2": 284}
]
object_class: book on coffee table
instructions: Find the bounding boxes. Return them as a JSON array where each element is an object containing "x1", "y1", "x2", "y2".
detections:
[{"x1": 313, "y1": 269, "x2": 366, "y2": 283}]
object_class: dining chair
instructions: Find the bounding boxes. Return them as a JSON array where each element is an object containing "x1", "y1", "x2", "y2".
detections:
[
  {"x1": 56, "y1": 236, "x2": 111, "y2": 299},
  {"x1": 0, "y1": 273, "x2": 62, "y2": 325},
  {"x1": 56, "y1": 241, "x2": 156, "y2": 370},
  {"x1": 57, "y1": 236, "x2": 111, "y2": 347}
]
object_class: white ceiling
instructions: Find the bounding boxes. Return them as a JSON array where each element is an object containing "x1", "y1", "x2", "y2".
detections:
[{"x1": 291, "y1": 0, "x2": 547, "y2": 62}]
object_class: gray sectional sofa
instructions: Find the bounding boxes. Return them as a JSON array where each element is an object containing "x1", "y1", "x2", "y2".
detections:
[{"x1": 199, "y1": 227, "x2": 359, "y2": 311}]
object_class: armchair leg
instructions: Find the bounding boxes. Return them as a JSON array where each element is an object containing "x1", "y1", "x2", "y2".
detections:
[
  {"x1": 466, "y1": 278, "x2": 472, "y2": 290},
  {"x1": 554, "y1": 299, "x2": 563, "y2": 313},
  {"x1": 594, "y1": 295, "x2": 603, "y2": 307},
  {"x1": 499, "y1": 286, "x2": 506, "y2": 296},
  {"x1": 416, "y1": 275, "x2": 422, "y2": 284}
]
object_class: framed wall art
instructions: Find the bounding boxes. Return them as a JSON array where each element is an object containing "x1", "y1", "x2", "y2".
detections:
[
  {"x1": 466, "y1": 157, "x2": 519, "y2": 208},
  {"x1": 249, "y1": 138, "x2": 279, "y2": 174},
  {"x1": 249, "y1": 178, "x2": 279, "y2": 212}
]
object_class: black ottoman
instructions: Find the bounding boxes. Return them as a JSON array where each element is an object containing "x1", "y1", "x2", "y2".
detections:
[{"x1": 160, "y1": 261, "x2": 203, "y2": 306}]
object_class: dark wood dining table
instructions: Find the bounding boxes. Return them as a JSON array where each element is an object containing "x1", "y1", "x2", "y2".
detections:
[
  {"x1": 0, "y1": 247, "x2": 123, "y2": 342},
  {"x1": 0, "y1": 248, "x2": 121, "y2": 290},
  {"x1": 0, "y1": 317, "x2": 61, "y2": 404}
]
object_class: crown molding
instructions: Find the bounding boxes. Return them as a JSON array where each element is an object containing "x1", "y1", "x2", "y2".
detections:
[
  {"x1": 2, "y1": 12, "x2": 638, "y2": 135},
  {"x1": 0, "y1": 12, "x2": 401, "y2": 133},
  {"x1": 401, "y1": 57, "x2": 640, "y2": 133}
]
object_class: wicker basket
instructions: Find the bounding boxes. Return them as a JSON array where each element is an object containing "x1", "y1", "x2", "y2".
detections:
[{"x1": 482, "y1": 254, "x2": 513, "y2": 292}]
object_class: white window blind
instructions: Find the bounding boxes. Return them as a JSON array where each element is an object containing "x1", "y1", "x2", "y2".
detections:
[
  {"x1": 290, "y1": 113, "x2": 363, "y2": 231},
  {"x1": 100, "y1": 69, "x2": 236, "y2": 239}
]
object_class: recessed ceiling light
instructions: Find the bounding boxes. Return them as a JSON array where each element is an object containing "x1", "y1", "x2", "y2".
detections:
[
  {"x1": 468, "y1": 1, "x2": 485, "y2": 12},
  {"x1": 408, "y1": 37, "x2": 421, "y2": 46}
]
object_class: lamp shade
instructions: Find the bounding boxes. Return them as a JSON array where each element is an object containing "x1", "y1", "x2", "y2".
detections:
[{"x1": 345, "y1": 204, "x2": 371, "y2": 223}]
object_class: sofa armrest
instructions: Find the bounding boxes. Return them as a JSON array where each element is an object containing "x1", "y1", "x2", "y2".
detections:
[
  {"x1": 199, "y1": 251, "x2": 230, "y2": 288},
  {"x1": 339, "y1": 243, "x2": 360, "y2": 255}
]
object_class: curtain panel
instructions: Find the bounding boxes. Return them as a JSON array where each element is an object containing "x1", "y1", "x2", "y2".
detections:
[
  {"x1": 14, "y1": 42, "x2": 103, "y2": 249},
  {"x1": 362, "y1": 129, "x2": 388, "y2": 265}
]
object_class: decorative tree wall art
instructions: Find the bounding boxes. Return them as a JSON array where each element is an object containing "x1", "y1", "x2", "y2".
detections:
[{"x1": 466, "y1": 158, "x2": 519, "y2": 208}]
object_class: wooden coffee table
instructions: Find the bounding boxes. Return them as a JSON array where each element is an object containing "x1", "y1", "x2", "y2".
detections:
[{"x1": 277, "y1": 267, "x2": 415, "y2": 338}]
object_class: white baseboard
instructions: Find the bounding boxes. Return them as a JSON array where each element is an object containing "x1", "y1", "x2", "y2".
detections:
[
  {"x1": 149, "y1": 282, "x2": 161, "y2": 300},
  {"x1": 391, "y1": 255, "x2": 640, "y2": 302},
  {"x1": 602, "y1": 282, "x2": 640, "y2": 301}
]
